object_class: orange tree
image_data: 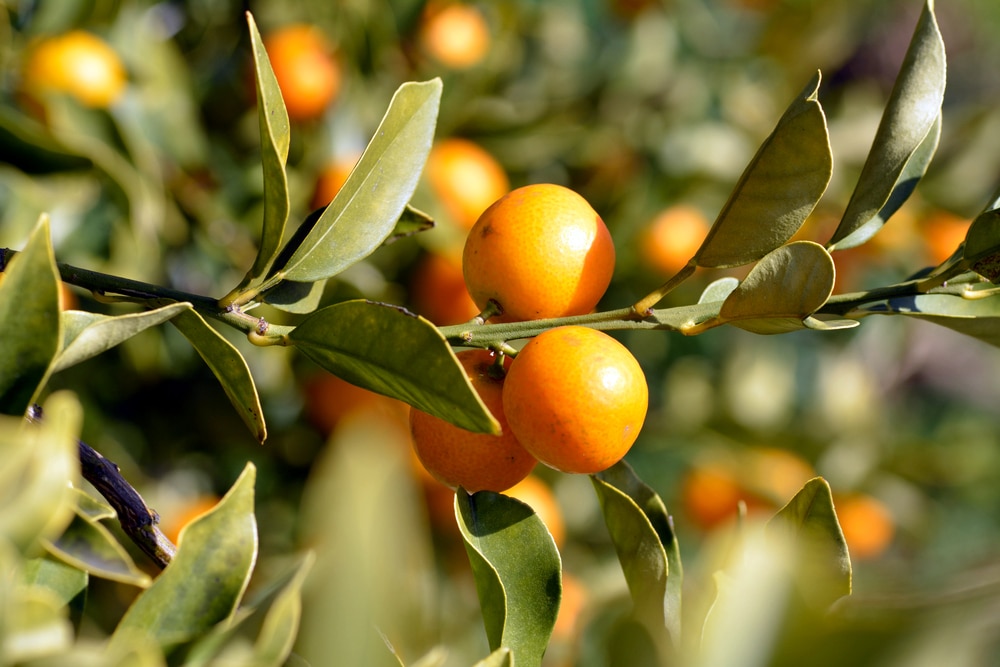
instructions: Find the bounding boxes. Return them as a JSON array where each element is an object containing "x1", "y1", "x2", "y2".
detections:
[{"x1": 3, "y1": 2, "x2": 1000, "y2": 666}]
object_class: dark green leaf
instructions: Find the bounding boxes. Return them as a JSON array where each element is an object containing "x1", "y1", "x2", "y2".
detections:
[
  {"x1": 456, "y1": 490, "x2": 562, "y2": 667},
  {"x1": 53, "y1": 302, "x2": 192, "y2": 373},
  {"x1": 170, "y1": 309, "x2": 267, "y2": 443},
  {"x1": 0, "y1": 105, "x2": 93, "y2": 174},
  {"x1": 23, "y1": 556, "x2": 88, "y2": 607},
  {"x1": 693, "y1": 72, "x2": 831, "y2": 268},
  {"x1": 963, "y1": 209, "x2": 1000, "y2": 282},
  {"x1": 828, "y1": 0, "x2": 946, "y2": 251},
  {"x1": 261, "y1": 278, "x2": 326, "y2": 314},
  {"x1": 278, "y1": 80, "x2": 442, "y2": 283},
  {"x1": 43, "y1": 509, "x2": 151, "y2": 588},
  {"x1": 111, "y1": 463, "x2": 258, "y2": 653},
  {"x1": 857, "y1": 292, "x2": 1000, "y2": 348},
  {"x1": 592, "y1": 461, "x2": 682, "y2": 647},
  {"x1": 289, "y1": 299, "x2": 499, "y2": 434},
  {"x1": 0, "y1": 216, "x2": 61, "y2": 415}
]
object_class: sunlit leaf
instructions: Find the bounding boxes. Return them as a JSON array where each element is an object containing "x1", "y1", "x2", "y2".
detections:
[
  {"x1": 170, "y1": 309, "x2": 266, "y2": 443},
  {"x1": 698, "y1": 277, "x2": 739, "y2": 304},
  {"x1": 472, "y1": 648, "x2": 513, "y2": 667},
  {"x1": 593, "y1": 461, "x2": 682, "y2": 648},
  {"x1": 23, "y1": 556, "x2": 88, "y2": 607},
  {"x1": 456, "y1": 490, "x2": 562, "y2": 667},
  {"x1": 277, "y1": 79, "x2": 442, "y2": 283},
  {"x1": 43, "y1": 509, "x2": 151, "y2": 588},
  {"x1": 111, "y1": 464, "x2": 258, "y2": 653},
  {"x1": 289, "y1": 299, "x2": 499, "y2": 434},
  {"x1": 0, "y1": 216, "x2": 61, "y2": 415},
  {"x1": 52, "y1": 302, "x2": 192, "y2": 373},
  {"x1": 693, "y1": 72, "x2": 831, "y2": 269},
  {"x1": 857, "y1": 292, "x2": 1000, "y2": 348},
  {"x1": 828, "y1": 0, "x2": 946, "y2": 251}
]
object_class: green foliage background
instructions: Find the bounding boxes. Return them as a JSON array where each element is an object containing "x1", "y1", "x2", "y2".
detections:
[{"x1": 3, "y1": 0, "x2": 1000, "y2": 665}]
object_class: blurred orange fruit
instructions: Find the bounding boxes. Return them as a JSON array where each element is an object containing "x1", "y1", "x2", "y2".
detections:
[
  {"x1": 311, "y1": 153, "x2": 361, "y2": 209},
  {"x1": 426, "y1": 138, "x2": 509, "y2": 230},
  {"x1": 463, "y1": 184, "x2": 616, "y2": 322},
  {"x1": 161, "y1": 495, "x2": 219, "y2": 545},
  {"x1": 21, "y1": 30, "x2": 127, "y2": 109},
  {"x1": 418, "y1": 2, "x2": 491, "y2": 69},
  {"x1": 552, "y1": 572, "x2": 587, "y2": 643},
  {"x1": 744, "y1": 447, "x2": 815, "y2": 502},
  {"x1": 505, "y1": 474, "x2": 566, "y2": 547},
  {"x1": 409, "y1": 250, "x2": 480, "y2": 325},
  {"x1": 302, "y1": 372, "x2": 404, "y2": 436},
  {"x1": 639, "y1": 204, "x2": 711, "y2": 275},
  {"x1": 922, "y1": 209, "x2": 971, "y2": 265},
  {"x1": 680, "y1": 464, "x2": 748, "y2": 530},
  {"x1": 503, "y1": 327, "x2": 648, "y2": 474},
  {"x1": 263, "y1": 24, "x2": 340, "y2": 121},
  {"x1": 409, "y1": 350, "x2": 537, "y2": 492},
  {"x1": 836, "y1": 493, "x2": 894, "y2": 561}
]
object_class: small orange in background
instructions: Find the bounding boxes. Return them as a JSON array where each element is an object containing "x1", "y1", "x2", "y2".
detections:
[
  {"x1": 639, "y1": 204, "x2": 711, "y2": 276},
  {"x1": 426, "y1": 138, "x2": 509, "y2": 230},
  {"x1": 502, "y1": 326, "x2": 648, "y2": 474},
  {"x1": 463, "y1": 184, "x2": 616, "y2": 323},
  {"x1": 922, "y1": 209, "x2": 971, "y2": 265},
  {"x1": 263, "y1": 24, "x2": 340, "y2": 121},
  {"x1": 418, "y1": 2, "x2": 491, "y2": 69},
  {"x1": 302, "y1": 372, "x2": 404, "y2": 436},
  {"x1": 21, "y1": 30, "x2": 127, "y2": 109},
  {"x1": 835, "y1": 493, "x2": 895, "y2": 561},
  {"x1": 161, "y1": 495, "x2": 220, "y2": 545},
  {"x1": 409, "y1": 350, "x2": 537, "y2": 492},
  {"x1": 311, "y1": 152, "x2": 361, "y2": 210},
  {"x1": 680, "y1": 464, "x2": 748, "y2": 530},
  {"x1": 505, "y1": 474, "x2": 566, "y2": 547},
  {"x1": 409, "y1": 250, "x2": 480, "y2": 325}
]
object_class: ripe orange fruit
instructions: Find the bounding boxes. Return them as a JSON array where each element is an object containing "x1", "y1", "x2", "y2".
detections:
[
  {"x1": 836, "y1": 493, "x2": 894, "y2": 561},
  {"x1": 409, "y1": 250, "x2": 481, "y2": 325},
  {"x1": 922, "y1": 209, "x2": 971, "y2": 265},
  {"x1": 311, "y1": 152, "x2": 361, "y2": 210},
  {"x1": 409, "y1": 350, "x2": 537, "y2": 492},
  {"x1": 639, "y1": 204, "x2": 711, "y2": 275},
  {"x1": 426, "y1": 138, "x2": 509, "y2": 230},
  {"x1": 302, "y1": 372, "x2": 405, "y2": 436},
  {"x1": 161, "y1": 495, "x2": 220, "y2": 545},
  {"x1": 417, "y1": 2, "x2": 491, "y2": 69},
  {"x1": 21, "y1": 30, "x2": 127, "y2": 109},
  {"x1": 505, "y1": 474, "x2": 566, "y2": 547},
  {"x1": 463, "y1": 184, "x2": 616, "y2": 322},
  {"x1": 680, "y1": 463, "x2": 749, "y2": 530},
  {"x1": 263, "y1": 24, "x2": 340, "y2": 121},
  {"x1": 502, "y1": 327, "x2": 647, "y2": 474}
]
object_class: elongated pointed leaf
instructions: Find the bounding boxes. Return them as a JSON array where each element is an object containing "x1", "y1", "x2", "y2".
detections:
[
  {"x1": 111, "y1": 464, "x2": 258, "y2": 653},
  {"x1": 241, "y1": 12, "x2": 290, "y2": 286},
  {"x1": 858, "y1": 292, "x2": 1000, "y2": 348},
  {"x1": 828, "y1": 0, "x2": 946, "y2": 250},
  {"x1": 0, "y1": 217, "x2": 61, "y2": 415},
  {"x1": 170, "y1": 309, "x2": 266, "y2": 443},
  {"x1": 289, "y1": 299, "x2": 499, "y2": 434},
  {"x1": 766, "y1": 477, "x2": 851, "y2": 608},
  {"x1": 693, "y1": 72, "x2": 831, "y2": 268},
  {"x1": 277, "y1": 80, "x2": 441, "y2": 283},
  {"x1": 456, "y1": 491, "x2": 562, "y2": 667},
  {"x1": 43, "y1": 508, "x2": 151, "y2": 588},
  {"x1": 592, "y1": 461, "x2": 682, "y2": 646},
  {"x1": 53, "y1": 302, "x2": 192, "y2": 373},
  {"x1": 250, "y1": 553, "x2": 313, "y2": 667}
]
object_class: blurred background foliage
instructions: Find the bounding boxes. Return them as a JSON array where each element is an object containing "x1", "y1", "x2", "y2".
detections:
[{"x1": 3, "y1": 0, "x2": 1000, "y2": 664}]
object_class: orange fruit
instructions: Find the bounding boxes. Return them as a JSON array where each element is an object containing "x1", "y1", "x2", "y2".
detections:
[
  {"x1": 552, "y1": 572, "x2": 587, "y2": 642},
  {"x1": 263, "y1": 24, "x2": 340, "y2": 121},
  {"x1": 502, "y1": 327, "x2": 647, "y2": 474},
  {"x1": 426, "y1": 138, "x2": 509, "y2": 230},
  {"x1": 836, "y1": 493, "x2": 894, "y2": 561},
  {"x1": 639, "y1": 204, "x2": 711, "y2": 275},
  {"x1": 303, "y1": 372, "x2": 405, "y2": 436},
  {"x1": 409, "y1": 350, "x2": 537, "y2": 492},
  {"x1": 409, "y1": 250, "x2": 481, "y2": 325},
  {"x1": 922, "y1": 209, "x2": 971, "y2": 265},
  {"x1": 161, "y1": 495, "x2": 219, "y2": 545},
  {"x1": 21, "y1": 30, "x2": 127, "y2": 109},
  {"x1": 463, "y1": 184, "x2": 616, "y2": 322},
  {"x1": 505, "y1": 474, "x2": 566, "y2": 547},
  {"x1": 311, "y1": 152, "x2": 361, "y2": 209},
  {"x1": 680, "y1": 464, "x2": 748, "y2": 530},
  {"x1": 417, "y1": 2, "x2": 491, "y2": 69}
]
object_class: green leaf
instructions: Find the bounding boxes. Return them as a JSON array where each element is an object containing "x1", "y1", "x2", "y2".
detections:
[
  {"x1": 457, "y1": 490, "x2": 561, "y2": 667},
  {"x1": 260, "y1": 278, "x2": 326, "y2": 314},
  {"x1": 250, "y1": 551, "x2": 313, "y2": 667},
  {"x1": 23, "y1": 556, "x2": 88, "y2": 607},
  {"x1": 72, "y1": 487, "x2": 116, "y2": 521},
  {"x1": 473, "y1": 648, "x2": 513, "y2": 667},
  {"x1": 240, "y1": 11, "x2": 290, "y2": 287},
  {"x1": 289, "y1": 299, "x2": 499, "y2": 434},
  {"x1": 718, "y1": 241, "x2": 836, "y2": 334},
  {"x1": 111, "y1": 463, "x2": 258, "y2": 653},
  {"x1": 766, "y1": 477, "x2": 852, "y2": 608},
  {"x1": 698, "y1": 277, "x2": 739, "y2": 304},
  {"x1": 170, "y1": 309, "x2": 267, "y2": 443},
  {"x1": 277, "y1": 79, "x2": 442, "y2": 283},
  {"x1": 0, "y1": 216, "x2": 61, "y2": 415},
  {"x1": 43, "y1": 508, "x2": 152, "y2": 588},
  {"x1": 857, "y1": 292, "x2": 1000, "y2": 348},
  {"x1": 52, "y1": 302, "x2": 192, "y2": 373},
  {"x1": 0, "y1": 391, "x2": 80, "y2": 552},
  {"x1": 0, "y1": 105, "x2": 93, "y2": 174},
  {"x1": 693, "y1": 72, "x2": 832, "y2": 269},
  {"x1": 4, "y1": 587, "x2": 74, "y2": 662},
  {"x1": 963, "y1": 208, "x2": 1000, "y2": 281},
  {"x1": 592, "y1": 461, "x2": 682, "y2": 648},
  {"x1": 387, "y1": 205, "x2": 436, "y2": 243},
  {"x1": 828, "y1": 0, "x2": 946, "y2": 251}
]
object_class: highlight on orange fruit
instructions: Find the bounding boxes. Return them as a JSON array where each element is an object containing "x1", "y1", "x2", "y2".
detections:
[
  {"x1": 263, "y1": 24, "x2": 340, "y2": 121},
  {"x1": 921, "y1": 208, "x2": 971, "y2": 265},
  {"x1": 505, "y1": 474, "x2": 566, "y2": 547},
  {"x1": 311, "y1": 152, "x2": 361, "y2": 210},
  {"x1": 20, "y1": 30, "x2": 127, "y2": 110},
  {"x1": 426, "y1": 137, "x2": 510, "y2": 230},
  {"x1": 639, "y1": 204, "x2": 711, "y2": 276},
  {"x1": 161, "y1": 494, "x2": 220, "y2": 545},
  {"x1": 835, "y1": 493, "x2": 895, "y2": 561},
  {"x1": 463, "y1": 184, "x2": 616, "y2": 323},
  {"x1": 409, "y1": 249, "x2": 480, "y2": 325},
  {"x1": 502, "y1": 326, "x2": 648, "y2": 474},
  {"x1": 409, "y1": 349, "x2": 537, "y2": 492},
  {"x1": 417, "y1": 2, "x2": 491, "y2": 70}
]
